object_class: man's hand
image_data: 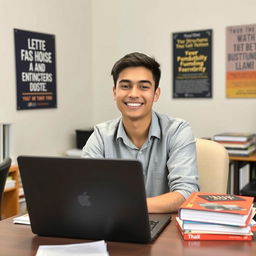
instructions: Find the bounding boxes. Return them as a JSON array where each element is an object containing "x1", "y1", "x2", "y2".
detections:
[{"x1": 147, "y1": 191, "x2": 185, "y2": 213}]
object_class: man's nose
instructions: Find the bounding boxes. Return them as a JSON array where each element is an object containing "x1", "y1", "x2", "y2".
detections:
[{"x1": 128, "y1": 86, "x2": 139, "y2": 98}]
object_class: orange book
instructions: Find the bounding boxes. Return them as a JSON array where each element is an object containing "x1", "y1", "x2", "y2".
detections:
[
  {"x1": 176, "y1": 220, "x2": 253, "y2": 241},
  {"x1": 179, "y1": 192, "x2": 254, "y2": 227}
]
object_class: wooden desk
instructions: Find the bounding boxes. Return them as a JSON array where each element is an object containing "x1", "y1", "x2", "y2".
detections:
[
  {"x1": 229, "y1": 152, "x2": 256, "y2": 195},
  {"x1": 0, "y1": 216, "x2": 255, "y2": 256}
]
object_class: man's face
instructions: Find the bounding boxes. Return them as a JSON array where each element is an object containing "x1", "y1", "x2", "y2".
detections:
[{"x1": 113, "y1": 66, "x2": 160, "y2": 122}]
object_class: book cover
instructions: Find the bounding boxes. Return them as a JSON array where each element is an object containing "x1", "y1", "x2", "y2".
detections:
[
  {"x1": 179, "y1": 192, "x2": 254, "y2": 226},
  {"x1": 219, "y1": 140, "x2": 254, "y2": 149},
  {"x1": 176, "y1": 217, "x2": 253, "y2": 241},
  {"x1": 176, "y1": 217, "x2": 253, "y2": 235},
  {"x1": 176, "y1": 221, "x2": 253, "y2": 241},
  {"x1": 213, "y1": 132, "x2": 255, "y2": 142},
  {"x1": 227, "y1": 145, "x2": 256, "y2": 156}
]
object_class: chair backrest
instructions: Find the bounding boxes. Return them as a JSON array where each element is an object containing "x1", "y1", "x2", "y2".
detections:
[
  {"x1": 0, "y1": 158, "x2": 12, "y2": 220},
  {"x1": 196, "y1": 139, "x2": 229, "y2": 194}
]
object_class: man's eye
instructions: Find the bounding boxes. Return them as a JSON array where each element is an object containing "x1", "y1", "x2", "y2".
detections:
[
  {"x1": 140, "y1": 85, "x2": 150, "y2": 90},
  {"x1": 120, "y1": 84, "x2": 130, "y2": 89}
]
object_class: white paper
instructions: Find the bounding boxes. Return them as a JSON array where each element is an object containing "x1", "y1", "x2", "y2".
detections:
[
  {"x1": 36, "y1": 240, "x2": 109, "y2": 256},
  {"x1": 13, "y1": 214, "x2": 30, "y2": 225}
]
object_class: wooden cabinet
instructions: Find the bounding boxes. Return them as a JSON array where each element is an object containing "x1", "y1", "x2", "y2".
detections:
[{"x1": 2, "y1": 165, "x2": 19, "y2": 219}]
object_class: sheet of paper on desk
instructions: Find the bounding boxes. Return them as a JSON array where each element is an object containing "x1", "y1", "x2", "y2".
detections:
[
  {"x1": 13, "y1": 214, "x2": 30, "y2": 225},
  {"x1": 36, "y1": 240, "x2": 109, "y2": 256}
]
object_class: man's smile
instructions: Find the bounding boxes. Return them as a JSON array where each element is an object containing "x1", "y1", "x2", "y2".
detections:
[{"x1": 125, "y1": 102, "x2": 144, "y2": 109}]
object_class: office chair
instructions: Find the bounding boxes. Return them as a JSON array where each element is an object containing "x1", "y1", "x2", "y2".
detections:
[
  {"x1": 196, "y1": 138, "x2": 229, "y2": 193},
  {"x1": 0, "y1": 158, "x2": 12, "y2": 220}
]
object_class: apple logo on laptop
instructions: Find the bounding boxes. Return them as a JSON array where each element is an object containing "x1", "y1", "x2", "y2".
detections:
[{"x1": 78, "y1": 192, "x2": 91, "y2": 207}]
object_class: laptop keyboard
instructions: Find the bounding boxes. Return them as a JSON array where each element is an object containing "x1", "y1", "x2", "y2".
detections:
[{"x1": 149, "y1": 220, "x2": 159, "y2": 231}]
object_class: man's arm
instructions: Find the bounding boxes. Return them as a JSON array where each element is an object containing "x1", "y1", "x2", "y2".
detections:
[
  {"x1": 147, "y1": 191, "x2": 185, "y2": 213},
  {"x1": 81, "y1": 127, "x2": 104, "y2": 158},
  {"x1": 146, "y1": 120, "x2": 199, "y2": 213}
]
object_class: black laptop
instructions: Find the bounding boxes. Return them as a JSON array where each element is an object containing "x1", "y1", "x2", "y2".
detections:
[{"x1": 17, "y1": 156, "x2": 171, "y2": 243}]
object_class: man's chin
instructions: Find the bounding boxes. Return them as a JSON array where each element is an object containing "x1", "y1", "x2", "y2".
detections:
[
  {"x1": 127, "y1": 115, "x2": 142, "y2": 121},
  {"x1": 123, "y1": 112, "x2": 150, "y2": 122}
]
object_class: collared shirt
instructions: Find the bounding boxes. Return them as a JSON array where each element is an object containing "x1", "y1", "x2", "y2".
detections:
[{"x1": 82, "y1": 111, "x2": 199, "y2": 199}]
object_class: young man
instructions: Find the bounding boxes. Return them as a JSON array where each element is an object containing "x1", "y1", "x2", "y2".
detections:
[{"x1": 82, "y1": 52, "x2": 199, "y2": 213}]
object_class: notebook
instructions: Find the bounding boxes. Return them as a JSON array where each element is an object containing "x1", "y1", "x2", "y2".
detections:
[{"x1": 17, "y1": 156, "x2": 171, "y2": 243}]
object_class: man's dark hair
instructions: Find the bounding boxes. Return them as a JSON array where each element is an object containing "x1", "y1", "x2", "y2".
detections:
[{"x1": 111, "y1": 52, "x2": 161, "y2": 89}]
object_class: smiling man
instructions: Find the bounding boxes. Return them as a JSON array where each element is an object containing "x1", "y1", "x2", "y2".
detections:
[{"x1": 82, "y1": 52, "x2": 199, "y2": 213}]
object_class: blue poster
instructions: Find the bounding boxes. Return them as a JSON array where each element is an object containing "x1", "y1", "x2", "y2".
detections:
[{"x1": 14, "y1": 29, "x2": 57, "y2": 110}]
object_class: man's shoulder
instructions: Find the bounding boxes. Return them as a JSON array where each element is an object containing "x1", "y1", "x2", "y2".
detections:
[
  {"x1": 155, "y1": 112, "x2": 189, "y2": 129},
  {"x1": 154, "y1": 112, "x2": 195, "y2": 145},
  {"x1": 94, "y1": 117, "x2": 121, "y2": 135}
]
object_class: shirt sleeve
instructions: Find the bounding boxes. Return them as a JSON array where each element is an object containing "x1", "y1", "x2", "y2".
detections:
[
  {"x1": 81, "y1": 127, "x2": 104, "y2": 158},
  {"x1": 166, "y1": 121, "x2": 200, "y2": 199}
]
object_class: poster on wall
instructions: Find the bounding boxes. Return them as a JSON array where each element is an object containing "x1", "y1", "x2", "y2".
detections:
[
  {"x1": 226, "y1": 24, "x2": 256, "y2": 98},
  {"x1": 172, "y1": 29, "x2": 212, "y2": 98},
  {"x1": 14, "y1": 29, "x2": 57, "y2": 110}
]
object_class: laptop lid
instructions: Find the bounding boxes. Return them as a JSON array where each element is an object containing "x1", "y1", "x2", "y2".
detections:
[{"x1": 18, "y1": 156, "x2": 170, "y2": 243}]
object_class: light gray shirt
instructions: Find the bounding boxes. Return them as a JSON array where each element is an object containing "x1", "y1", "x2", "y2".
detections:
[{"x1": 82, "y1": 111, "x2": 199, "y2": 199}]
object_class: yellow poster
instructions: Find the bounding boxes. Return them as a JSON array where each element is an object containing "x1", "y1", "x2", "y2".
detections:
[{"x1": 226, "y1": 24, "x2": 256, "y2": 98}]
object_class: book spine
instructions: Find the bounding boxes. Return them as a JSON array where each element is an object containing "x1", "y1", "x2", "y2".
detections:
[
  {"x1": 214, "y1": 137, "x2": 250, "y2": 142},
  {"x1": 176, "y1": 220, "x2": 253, "y2": 241},
  {"x1": 178, "y1": 192, "x2": 198, "y2": 218},
  {"x1": 182, "y1": 232, "x2": 252, "y2": 241}
]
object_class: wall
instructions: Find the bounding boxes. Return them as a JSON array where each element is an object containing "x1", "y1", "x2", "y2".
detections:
[
  {"x1": 91, "y1": 0, "x2": 256, "y2": 138},
  {"x1": 0, "y1": 0, "x2": 92, "y2": 161},
  {"x1": 1, "y1": 0, "x2": 256, "y2": 162}
]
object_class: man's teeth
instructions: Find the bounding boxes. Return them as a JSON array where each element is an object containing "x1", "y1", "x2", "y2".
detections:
[{"x1": 127, "y1": 103, "x2": 142, "y2": 107}]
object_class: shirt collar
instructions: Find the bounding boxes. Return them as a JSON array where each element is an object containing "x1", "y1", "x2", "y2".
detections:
[
  {"x1": 116, "y1": 111, "x2": 161, "y2": 143},
  {"x1": 149, "y1": 111, "x2": 161, "y2": 140}
]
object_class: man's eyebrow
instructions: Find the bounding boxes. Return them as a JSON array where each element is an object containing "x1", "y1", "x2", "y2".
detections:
[
  {"x1": 138, "y1": 80, "x2": 152, "y2": 85},
  {"x1": 119, "y1": 79, "x2": 152, "y2": 84},
  {"x1": 118, "y1": 79, "x2": 153, "y2": 85},
  {"x1": 118, "y1": 79, "x2": 132, "y2": 83}
]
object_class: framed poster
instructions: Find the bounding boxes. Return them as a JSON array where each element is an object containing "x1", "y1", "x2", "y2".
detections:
[
  {"x1": 226, "y1": 24, "x2": 256, "y2": 98},
  {"x1": 172, "y1": 29, "x2": 212, "y2": 98},
  {"x1": 14, "y1": 29, "x2": 57, "y2": 110}
]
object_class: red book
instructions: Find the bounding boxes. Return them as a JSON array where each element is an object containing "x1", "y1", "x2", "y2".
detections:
[
  {"x1": 176, "y1": 221, "x2": 253, "y2": 241},
  {"x1": 178, "y1": 192, "x2": 254, "y2": 227}
]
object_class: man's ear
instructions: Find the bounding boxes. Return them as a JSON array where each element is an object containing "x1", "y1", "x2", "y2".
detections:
[
  {"x1": 112, "y1": 86, "x2": 116, "y2": 100},
  {"x1": 153, "y1": 87, "x2": 161, "y2": 102}
]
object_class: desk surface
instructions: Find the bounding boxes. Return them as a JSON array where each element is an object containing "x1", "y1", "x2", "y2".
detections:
[
  {"x1": 1, "y1": 216, "x2": 255, "y2": 256},
  {"x1": 229, "y1": 151, "x2": 256, "y2": 162}
]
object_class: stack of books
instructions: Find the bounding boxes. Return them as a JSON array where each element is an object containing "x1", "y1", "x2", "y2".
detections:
[
  {"x1": 213, "y1": 132, "x2": 256, "y2": 156},
  {"x1": 177, "y1": 192, "x2": 255, "y2": 240}
]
